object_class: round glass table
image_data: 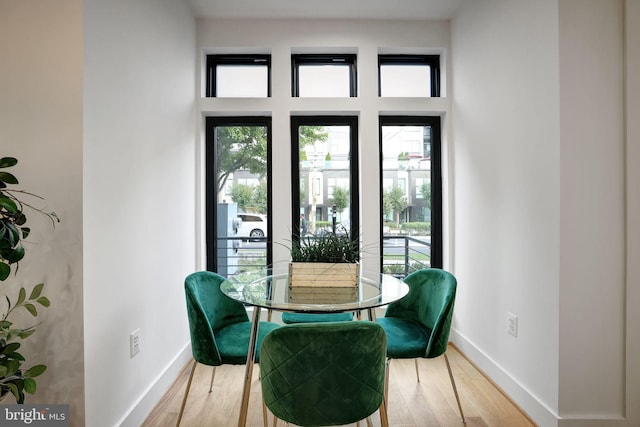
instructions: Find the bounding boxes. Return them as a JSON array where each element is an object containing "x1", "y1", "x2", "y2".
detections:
[
  {"x1": 221, "y1": 272, "x2": 408, "y2": 427},
  {"x1": 221, "y1": 272, "x2": 408, "y2": 314}
]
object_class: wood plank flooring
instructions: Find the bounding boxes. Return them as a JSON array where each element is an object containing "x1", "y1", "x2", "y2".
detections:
[{"x1": 142, "y1": 345, "x2": 536, "y2": 427}]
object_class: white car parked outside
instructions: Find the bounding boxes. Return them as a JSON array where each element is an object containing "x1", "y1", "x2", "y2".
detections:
[{"x1": 235, "y1": 213, "x2": 268, "y2": 238}]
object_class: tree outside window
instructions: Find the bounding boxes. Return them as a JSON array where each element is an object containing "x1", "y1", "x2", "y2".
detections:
[{"x1": 384, "y1": 185, "x2": 408, "y2": 227}]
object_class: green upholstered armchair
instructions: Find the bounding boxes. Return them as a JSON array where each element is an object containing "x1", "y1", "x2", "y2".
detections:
[
  {"x1": 260, "y1": 321, "x2": 389, "y2": 427},
  {"x1": 178, "y1": 271, "x2": 280, "y2": 426},
  {"x1": 376, "y1": 268, "x2": 465, "y2": 423}
]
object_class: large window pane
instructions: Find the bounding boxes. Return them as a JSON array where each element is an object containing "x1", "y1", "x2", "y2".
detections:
[
  {"x1": 291, "y1": 117, "x2": 359, "y2": 241},
  {"x1": 380, "y1": 116, "x2": 441, "y2": 276},
  {"x1": 206, "y1": 117, "x2": 271, "y2": 280}
]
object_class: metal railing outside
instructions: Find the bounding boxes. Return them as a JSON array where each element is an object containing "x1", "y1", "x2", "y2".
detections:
[
  {"x1": 216, "y1": 236, "x2": 268, "y2": 282},
  {"x1": 215, "y1": 235, "x2": 430, "y2": 281},
  {"x1": 382, "y1": 234, "x2": 431, "y2": 278}
]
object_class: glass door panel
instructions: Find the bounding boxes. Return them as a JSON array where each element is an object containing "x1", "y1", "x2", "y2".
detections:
[
  {"x1": 207, "y1": 118, "x2": 271, "y2": 281},
  {"x1": 381, "y1": 119, "x2": 440, "y2": 276},
  {"x1": 292, "y1": 117, "x2": 359, "y2": 242}
]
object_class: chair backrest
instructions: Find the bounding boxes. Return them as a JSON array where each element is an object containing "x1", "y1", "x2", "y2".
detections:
[
  {"x1": 260, "y1": 321, "x2": 387, "y2": 426},
  {"x1": 184, "y1": 271, "x2": 249, "y2": 366},
  {"x1": 385, "y1": 268, "x2": 457, "y2": 358}
]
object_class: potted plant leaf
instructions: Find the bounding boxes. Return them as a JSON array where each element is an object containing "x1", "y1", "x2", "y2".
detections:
[{"x1": 0, "y1": 156, "x2": 58, "y2": 403}]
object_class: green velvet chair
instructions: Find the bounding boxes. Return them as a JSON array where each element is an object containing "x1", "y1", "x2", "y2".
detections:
[
  {"x1": 178, "y1": 271, "x2": 280, "y2": 426},
  {"x1": 260, "y1": 321, "x2": 389, "y2": 427},
  {"x1": 376, "y1": 268, "x2": 465, "y2": 423},
  {"x1": 280, "y1": 311, "x2": 354, "y2": 324}
]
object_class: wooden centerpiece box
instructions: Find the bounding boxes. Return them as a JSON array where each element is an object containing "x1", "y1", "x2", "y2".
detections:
[
  {"x1": 287, "y1": 231, "x2": 360, "y2": 304},
  {"x1": 288, "y1": 262, "x2": 359, "y2": 304}
]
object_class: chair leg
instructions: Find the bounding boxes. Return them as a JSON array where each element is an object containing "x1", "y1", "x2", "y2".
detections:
[
  {"x1": 384, "y1": 359, "x2": 391, "y2": 407},
  {"x1": 209, "y1": 366, "x2": 216, "y2": 392},
  {"x1": 444, "y1": 353, "x2": 466, "y2": 424},
  {"x1": 176, "y1": 359, "x2": 197, "y2": 427},
  {"x1": 414, "y1": 358, "x2": 421, "y2": 382},
  {"x1": 262, "y1": 396, "x2": 268, "y2": 427},
  {"x1": 379, "y1": 397, "x2": 390, "y2": 427}
]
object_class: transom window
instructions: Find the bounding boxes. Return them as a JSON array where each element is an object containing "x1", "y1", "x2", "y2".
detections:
[
  {"x1": 206, "y1": 54, "x2": 271, "y2": 97},
  {"x1": 292, "y1": 54, "x2": 357, "y2": 97},
  {"x1": 378, "y1": 55, "x2": 440, "y2": 97}
]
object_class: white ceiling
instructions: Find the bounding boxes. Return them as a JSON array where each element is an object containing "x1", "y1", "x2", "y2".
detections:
[{"x1": 187, "y1": 0, "x2": 464, "y2": 20}]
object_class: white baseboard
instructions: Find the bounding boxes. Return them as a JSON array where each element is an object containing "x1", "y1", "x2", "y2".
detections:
[
  {"x1": 450, "y1": 328, "x2": 559, "y2": 427},
  {"x1": 117, "y1": 343, "x2": 193, "y2": 427}
]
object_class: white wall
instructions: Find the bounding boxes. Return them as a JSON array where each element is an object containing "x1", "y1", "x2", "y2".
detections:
[
  {"x1": 0, "y1": 0, "x2": 84, "y2": 422},
  {"x1": 558, "y1": 0, "x2": 626, "y2": 422},
  {"x1": 450, "y1": 1, "x2": 561, "y2": 425},
  {"x1": 452, "y1": 1, "x2": 638, "y2": 426},
  {"x1": 624, "y1": 1, "x2": 640, "y2": 425},
  {"x1": 83, "y1": 0, "x2": 196, "y2": 425}
]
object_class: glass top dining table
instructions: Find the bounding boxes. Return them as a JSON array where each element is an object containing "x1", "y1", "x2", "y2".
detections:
[
  {"x1": 221, "y1": 272, "x2": 408, "y2": 313},
  {"x1": 220, "y1": 271, "x2": 408, "y2": 427}
]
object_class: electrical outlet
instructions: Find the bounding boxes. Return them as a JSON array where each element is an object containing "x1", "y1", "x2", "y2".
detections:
[
  {"x1": 130, "y1": 329, "x2": 140, "y2": 358},
  {"x1": 507, "y1": 312, "x2": 518, "y2": 337}
]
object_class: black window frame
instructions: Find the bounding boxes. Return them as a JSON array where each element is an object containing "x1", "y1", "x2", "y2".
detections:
[
  {"x1": 206, "y1": 54, "x2": 272, "y2": 97},
  {"x1": 291, "y1": 115, "x2": 360, "y2": 244},
  {"x1": 291, "y1": 54, "x2": 358, "y2": 97},
  {"x1": 205, "y1": 116, "x2": 273, "y2": 272},
  {"x1": 378, "y1": 54, "x2": 440, "y2": 97},
  {"x1": 379, "y1": 115, "x2": 442, "y2": 268}
]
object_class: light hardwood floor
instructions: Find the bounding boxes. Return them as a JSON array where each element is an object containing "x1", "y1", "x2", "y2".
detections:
[{"x1": 142, "y1": 345, "x2": 536, "y2": 427}]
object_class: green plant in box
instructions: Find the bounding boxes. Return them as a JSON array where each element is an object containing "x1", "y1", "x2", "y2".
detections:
[
  {"x1": 287, "y1": 225, "x2": 361, "y2": 293},
  {"x1": 0, "y1": 156, "x2": 58, "y2": 403},
  {"x1": 290, "y1": 228, "x2": 359, "y2": 263}
]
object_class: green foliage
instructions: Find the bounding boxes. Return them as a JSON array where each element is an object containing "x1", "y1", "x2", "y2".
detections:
[
  {"x1": 315, "y1": 221, "x2": 332, "y2": 229},
  {"x1": 215, "y1": 124, "x2": 328, "y2": 198},
  {"x1": 299, "y1": 126, "x2": 329, "y2": 148},
  {"x1": 383, "y1": 221, "x2": 397, "y2": 229},
  {"x1": 0, "y1": 283, "x2": 50, "y2": 403},
  {"x1": 401, "y1": 222, "x2": 431, "y2": 235},
  {"x1": 0, "y1": 157, "x2": 56, "y2": 403},
  {"x1": 383, "y1": 185, "x2": 408, "y2": 226},
  {"x1": 230, "y1": 184, "x2": 255, "y2": 212},
  {"x1": 329, "y1": 187, "x2": 349, "y2": 214},
  {"x1": 290, "y1": 232, "x2": 359, "y2": 263},
  {"x1": 230, "y1": 181, "x2": 267, "y2": 214},
  {"x1": 420, "y1": 181, "x2": 431, "y2": 210},
  {"x1": 252, "y1": 181, "x2": 268, "y2": 214},
  {"x1": 299, "y1": 184, "x2": 308, "y2": 206},
  {"x1": 215, "y1": 126, "x2": 268, "y2": 194},
  {"x1": 383, "y1": 260, "x2": 429, "y2": 277},
  {"x1": 1, "y1": 158, "x2": 58, "y2": 280}
]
